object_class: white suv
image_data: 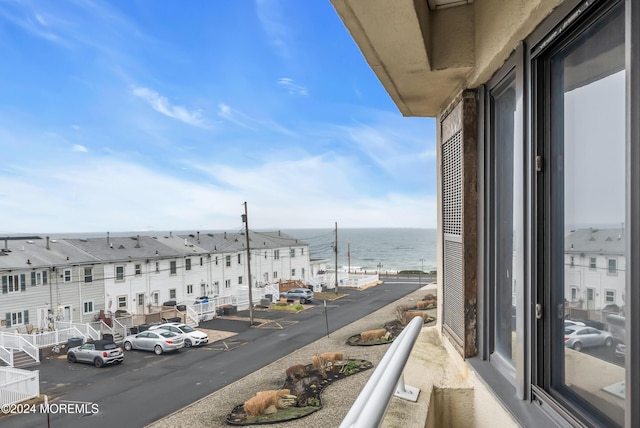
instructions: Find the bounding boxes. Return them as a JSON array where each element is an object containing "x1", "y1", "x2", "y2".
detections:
[{"x1": 150, "y1": 322, "x2": 208, "y2": 347}]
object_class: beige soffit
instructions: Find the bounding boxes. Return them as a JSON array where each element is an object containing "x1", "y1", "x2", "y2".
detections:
[{"x1": 331, "y1": 0, "x2": 474, "y2": 118}]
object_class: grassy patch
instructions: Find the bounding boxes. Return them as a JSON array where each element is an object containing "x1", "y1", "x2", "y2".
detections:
[
  {"x1": 273, "y1": 304, "x2": 304, "y2": 312},
  {"x1": 314, "y1": 292, "x2": 346, "y2": 300}
]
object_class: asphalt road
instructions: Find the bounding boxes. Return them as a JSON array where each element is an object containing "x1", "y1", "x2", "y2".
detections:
[{"x1": 1, "y1": 279, "x2": 426, "y2": 428}]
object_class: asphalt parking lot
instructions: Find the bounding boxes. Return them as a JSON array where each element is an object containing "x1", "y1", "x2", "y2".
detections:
[{"x1": 1, "y1": 281, "x2": 426, "y2": 428}]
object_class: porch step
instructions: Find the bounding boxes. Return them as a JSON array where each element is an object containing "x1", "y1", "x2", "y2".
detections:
[{"x1": 10, "y1": 350, "x2": 40, "y2": 369}]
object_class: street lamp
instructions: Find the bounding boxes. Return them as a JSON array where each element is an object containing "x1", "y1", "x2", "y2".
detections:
[
  {"x1": 420, "y1": 258, "x2": 425, "y2": 285},
  {"x1": 377, "y1": 262, "x2": 383, "y2": 274}
]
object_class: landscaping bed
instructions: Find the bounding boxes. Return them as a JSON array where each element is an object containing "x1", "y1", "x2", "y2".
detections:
[{"x1": 226, "y1": 357, "x2": 373, "y2": 425}]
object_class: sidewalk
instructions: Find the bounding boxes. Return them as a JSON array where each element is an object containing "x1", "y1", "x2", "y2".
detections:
[{"x1": 148, "y1": 284, "x2": 437, "y2": 428}]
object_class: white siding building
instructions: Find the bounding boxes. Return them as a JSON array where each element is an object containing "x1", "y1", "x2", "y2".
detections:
[{"x1": 565, "y1": 228, "x2": 626, "y2": 311}]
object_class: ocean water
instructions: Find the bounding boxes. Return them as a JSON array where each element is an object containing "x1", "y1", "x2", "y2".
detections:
[
  {"x1": 37, "y1": 228, "x2": 438, "y2": 274},
  {"x1": 284, "y1": 228, "x2": 437, "y2": 273}
]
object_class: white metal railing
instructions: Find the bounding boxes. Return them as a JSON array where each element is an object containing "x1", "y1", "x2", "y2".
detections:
[
  {"x1": 55, "y1": 321, "x2": 100, "y2": 340},
  {"x1": 20, "y1": 327, "x2": 85, "y2": 348},
  {"x1": 0, "y1": 367, "x2": 40, "y2": 407},
  {"x1": 88, "y1": 320, "x2": 115, "y2": 339},
  {"x1": 0, "y1": 333, "x2": 40, "y2": 364},
  {"x1": 264, "y1": 284, "x2": 280, "y2": 301},
  {"x1": 0, "y1": 345, "x2": 13, "y2": 367},
  {"x1": 111, "y1": 317, "x2": 128, "y2": 339},
  {"x1": 340, "y1": 316, "x2": 424, "y2": 428},
  {"x1": 186, "y1": 306, "x2": 198, "y2": 326}
]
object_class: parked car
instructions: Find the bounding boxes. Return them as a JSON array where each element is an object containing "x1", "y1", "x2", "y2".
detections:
[
  {"x1": 123, "y1": 329, "x2": 184, "y2": 355},
  {"x1": 67, "y1": 339, "x2": 124, "y2": 368},
  {"x1": 162, "y1": 300, "x2": 187, "y2": 311},
  {"x1": 615, "y1": 343, "x2": 626, "y2": 359},
  {"x1": 564, "y1": 325, "x2": 613, "y2": 351},
  {"x1": 564, "y1": 319, "x2": 586, "y2": 328},
  {"x1": 280, "y1": 288, "x2": 314, "y2": 303},
  {"x1": 150, "y1": 322, "x2": 209, "y2": 347}
]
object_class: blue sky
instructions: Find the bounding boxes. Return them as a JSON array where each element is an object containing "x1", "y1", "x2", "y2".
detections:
[{"x1": 0, "y1": 0, "x2": 437, "y2": 234}]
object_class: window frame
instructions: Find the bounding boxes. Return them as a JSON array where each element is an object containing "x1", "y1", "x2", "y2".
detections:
[
  {"x1": 472, "y1": 1, "x2": 639, "y2": 427},
  {"x1": 84, "y1": 267, "x2": 93, "y2": 283},
  {"x1": 64, "y1": 268, "x2": 72, "y2": 283},
  {"x1": 115, "y1": 265, "x2": 124, "y2": 282},
  {"x1": 117, "y1": 296, "x2": 127, "y2": 309},
  {"x1": 83, "y1": 301, "x2": 94, "y2": 314}
]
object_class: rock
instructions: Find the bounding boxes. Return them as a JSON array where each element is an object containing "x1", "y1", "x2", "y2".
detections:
[
  {"x1": 277, "y1": 394, "x2": 297, "y2": 409},
  {"x1": 264, "y1": 405, "x2": 278, "y2": 414}
]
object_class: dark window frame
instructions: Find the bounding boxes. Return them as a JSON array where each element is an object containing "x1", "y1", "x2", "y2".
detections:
[{"x1": 472, "y1": 1, "x2": 638, "y2": 427}]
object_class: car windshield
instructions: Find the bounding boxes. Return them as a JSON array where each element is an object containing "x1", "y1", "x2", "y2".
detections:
[
  {"x1": 103, "y1": 343, "x2": 117, "y2": 350},
  {"x1": 564, "y1": 328, "x2": 576, "y2": 335},
  {"x1": 180, "y1": 325, "x2": 195, "y2": 333}
]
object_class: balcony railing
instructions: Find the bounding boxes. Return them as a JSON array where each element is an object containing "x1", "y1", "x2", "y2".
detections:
[{"x1": 340, "y1": 315, "x2": 423, "y2": 428}]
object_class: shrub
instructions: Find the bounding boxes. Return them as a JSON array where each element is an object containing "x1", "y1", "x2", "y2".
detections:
[
  {"x1": 244, "y1": 395, "x2": 269, "y2": 417},
  {"x1": 286, "y1": 364, "x2": 309, "y2": 380},
  {"x1": 395, "y1": 304, "x2": 410, "y2": 325},
  {"x1": 360, "y1": 329, "x2": 387, "y2": 342},
  {"x1": 406, "y1": 311, "x2": 429, "y2": 323},
  {"x1": 244, "y1": 389, "x2": 293, "y2": 416},
  {"x1": 275, "y1": 301, "x2": 288, "y2": 307}
]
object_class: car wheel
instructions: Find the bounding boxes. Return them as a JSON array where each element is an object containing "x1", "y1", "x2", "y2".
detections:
[
  {"x1": 154, "y1": 345, "x2": 163, "y2": 355},
  {"x1": 299, "y1": 298, "x2": 305, "y2": 304},
  {"x1": 94, "y1": 358, "x2": 104, "y2": 368},
  {"x1": 605, "y1": 337, "x2": 613, "y2": 347},
  {"x1": 185, "y1": 339, "x2": 192, "y2": 348},
  {"x1": 573, "y1": 342, "x2": 583, "y2": 352},
  {"x1": 123, "y1": 341, "x2": 132, "y2": 351},
  {"x1": 67, "y1": 353, "x2": 76, "y2": 363}
]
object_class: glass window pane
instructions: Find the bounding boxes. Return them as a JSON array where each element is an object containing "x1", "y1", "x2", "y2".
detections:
[
  {"x1": 551, "y1": 4, "x2": 625, "y2": 424},
  {"x1": 491, "y1": 74, "x2": 521, "y2": 368}
]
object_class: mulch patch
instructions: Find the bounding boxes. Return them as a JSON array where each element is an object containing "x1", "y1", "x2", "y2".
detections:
[
  {"x1": 346, "y1": 311, "x2": 436, "y2": 346},
  {"x1": 226, "y1": 358, "x2": 373, "y2": 425}
]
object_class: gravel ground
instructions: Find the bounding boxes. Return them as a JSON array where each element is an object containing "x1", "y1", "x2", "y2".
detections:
[{"x1": 146, "y1": 284, "x2": 437, "y2": 428}]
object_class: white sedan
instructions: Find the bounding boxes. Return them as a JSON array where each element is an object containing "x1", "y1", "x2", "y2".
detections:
[{"x1": 150, "y1": 322, "x2": 209, "y2": 347}]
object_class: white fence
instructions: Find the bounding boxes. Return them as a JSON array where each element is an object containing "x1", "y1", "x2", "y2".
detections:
[
  {"x1": 55, "y1": 321, "x2": 99, "y2": 341},
  {"x1": 0, "y1": 333, "x2": 40, "y2": 363},
  {"x1": 315, "y1": 271, "x2": 364, "y2": 290},
  {"x1": 19, "y1": 327, "x2": 86, "y2": 349},
  {"x1": 0, "y1": 346, "x2": 13, "y2": 367},
  {"x1": 0, "y1": 367, "x2": 39, "y2": 407}
]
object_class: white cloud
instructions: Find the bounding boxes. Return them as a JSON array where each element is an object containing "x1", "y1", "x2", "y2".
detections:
[
  {"x1": 255, "y1": 0, "x2": 291, "y2": 59},
  {"x1": 132, "y1": 86, "x2": 210, "y2": 129},
  {"x1": 278, "y1": 78, "x2": 308, "y2": 95},
  {"x1": 72, "y1": 144, "x2": 88, "y2": 152},
  {"x1": 0, "y1": 152, "x2": 435, "y2": 234}
]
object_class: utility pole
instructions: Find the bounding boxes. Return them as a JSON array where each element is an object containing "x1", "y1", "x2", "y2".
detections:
[
  {"x1": 347, "y1": 241, "x2": 351, "y2": 274},
  {"x1": 242, "y1": 202, "x2": 254, "y2": 327},
  {"x1": 420, "y1": 258, "x2": 425, "y2": 285},
  {"x1": 334, "y1": 222, "x2": 339, "y2": 294}
]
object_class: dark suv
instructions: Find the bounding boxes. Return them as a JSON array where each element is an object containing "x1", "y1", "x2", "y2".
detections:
[{"x1": 67, "y1": 339, "x2": 124, "y2": 368}]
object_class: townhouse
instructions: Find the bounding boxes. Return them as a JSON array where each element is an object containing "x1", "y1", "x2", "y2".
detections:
[
  {"x1": 0, "y1": 236, "x2": 102, "y2": 330},
  {"x1": 0, "y1": 231, "x2": 311, "y2": 332}
]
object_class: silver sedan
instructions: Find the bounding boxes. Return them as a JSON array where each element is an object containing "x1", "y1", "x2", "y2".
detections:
[
  {"x1": 123, "y1": 329, "x2": 184, "y2": 355},
  {"x1": 564, "y1": 325, "x2": 613, "y2": 352}
]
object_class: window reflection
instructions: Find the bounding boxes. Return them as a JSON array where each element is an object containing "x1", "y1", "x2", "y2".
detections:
[
  {"x1": 552, "y1": 4, "x2": 625, "y2": 425},
  {"x1": 492, "y1": 77, "x2": 520, "y2": 368}
]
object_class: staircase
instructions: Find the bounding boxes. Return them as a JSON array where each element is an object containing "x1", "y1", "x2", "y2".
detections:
[
  {"x1": 0, "y1": 350, "x2": 40, "y2": 369},
  {"x1": 112, "y1": 330, "x2": 125, "y2": 344}
]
